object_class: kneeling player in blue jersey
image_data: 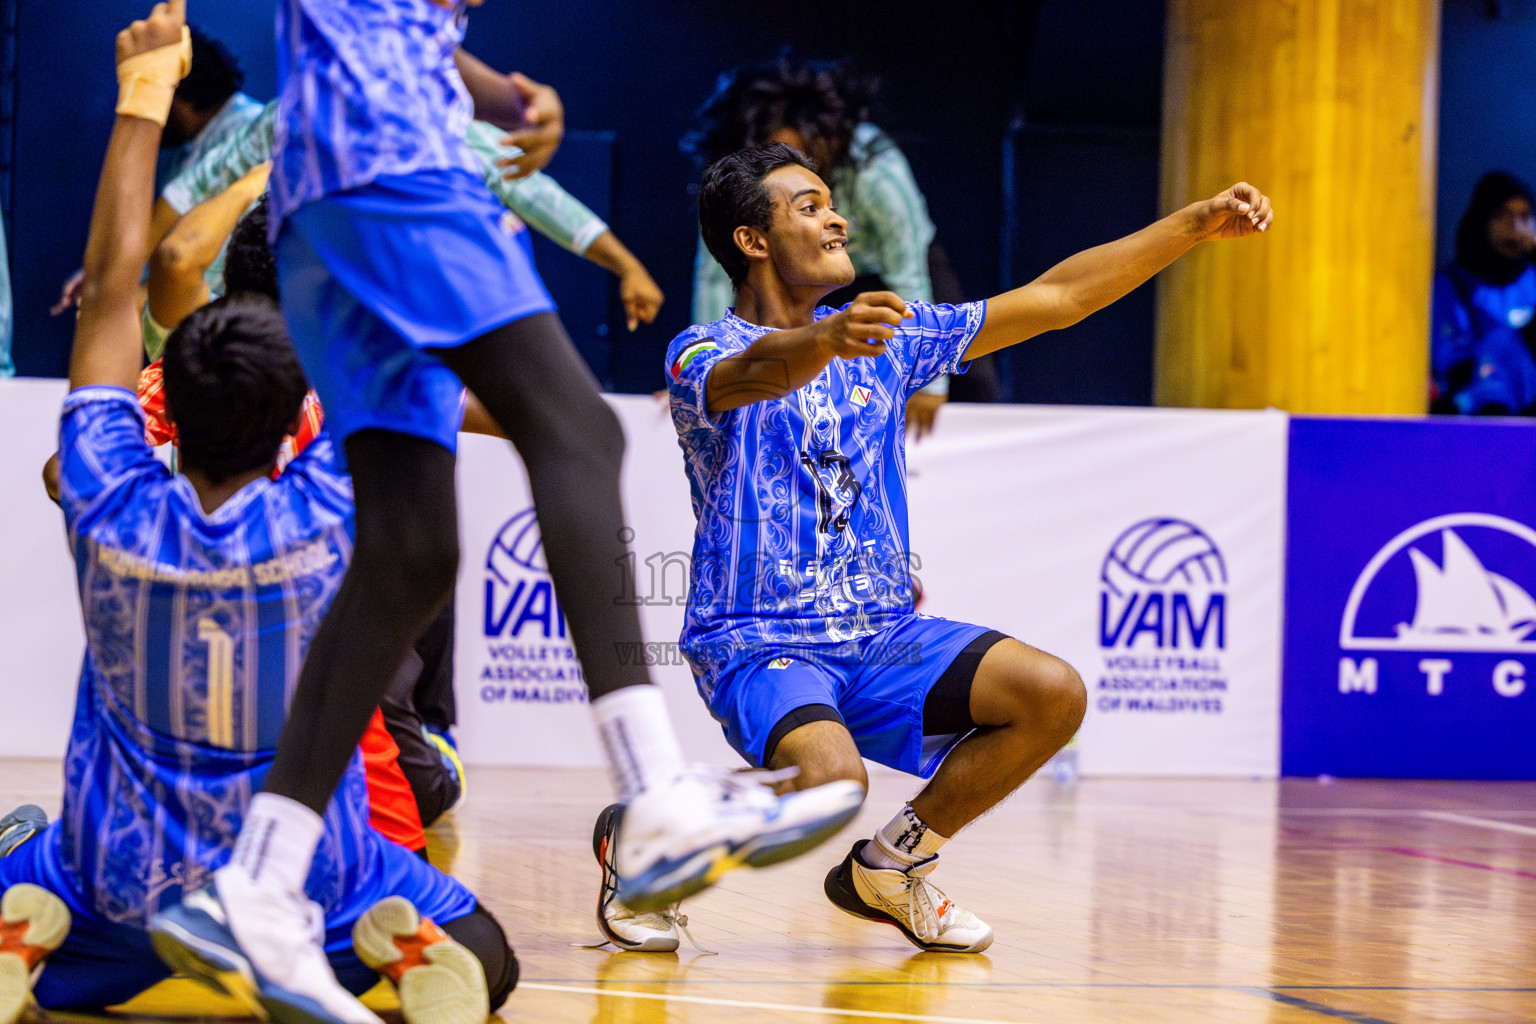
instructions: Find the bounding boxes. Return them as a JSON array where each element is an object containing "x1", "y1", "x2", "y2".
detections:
[
  {"x1": 593, "y1": 143, "x2": 1274, "y2": 953},
  {"x1": 0, "y1": 7, "x2": 512, "y2": 1023}
]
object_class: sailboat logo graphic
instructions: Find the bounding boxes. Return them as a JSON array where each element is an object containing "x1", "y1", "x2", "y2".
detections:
[{"x1": 1340, "y1": 513, "x2": 1536, "y2": 652}]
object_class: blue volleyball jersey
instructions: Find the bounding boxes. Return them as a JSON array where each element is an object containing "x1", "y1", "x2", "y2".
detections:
[
  {"x1": 54, "y1": 387, "x2": 372, "y2": 926},
  {"x1": 664, "y1": 301, "x2": 986, "y2": 688},
  {"x1": 271, "y1": 0, "x2": 481, "y2": 230}
]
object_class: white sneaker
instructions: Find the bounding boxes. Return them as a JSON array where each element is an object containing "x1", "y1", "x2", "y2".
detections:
[
  {"x1": 823, "y1": 842, "x2": 993, "y2": 953},
  {"x1": 594, "y1": 804, "x2": 680, "y2": 952},
  {"x1": 352, "y1": 896, "x2": 488, "y2": 1024},
  {"x1": 0, "y1": 884, "x2": 70, "y2": 1024},
  {"x1": 615, "y1": 769, "x2": 864, "y2": 914},
  {"x1": 150, "y1": 864, "x2": 382, "y2": 1024}
]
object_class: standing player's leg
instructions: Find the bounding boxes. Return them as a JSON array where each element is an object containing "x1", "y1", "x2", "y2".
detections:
[
  {"x1": 261, "y1": 429, "x2": 461, "y2": 815},
  {"x1": 152, "y1": 432, "x2": 460, "y2": 1024},
  {"x1": 774, "y1": 633, "x2": 1085, "y2": 952},
  {"x1": 435, "y1": 313, "x2": 864, "y2": 912}
]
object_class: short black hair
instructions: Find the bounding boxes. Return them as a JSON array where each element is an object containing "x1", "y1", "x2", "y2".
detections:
[
  {"x1": 175, "y1": 28, "x2": 244, "y2": 112},
  {"x1": 683, "y1": 52, "x2": 876, "y2": 170},
  {"x1": 223, "y1": 198, "x2": 277, "y2": 301},
  {"x1": 698, "y1": 143, "x2": 819, "y2": 286},
  {"x1": 162, "y1": 294, "x2": 307, "y2": 484}
]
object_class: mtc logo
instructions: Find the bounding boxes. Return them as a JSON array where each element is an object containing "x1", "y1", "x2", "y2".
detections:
[
  {"x1": 1099, "y1": 518, "x2": 1227, "y2": 651},
  {"x1": 1336, "y1": 514, "x2": 1536, "y2": 699}
]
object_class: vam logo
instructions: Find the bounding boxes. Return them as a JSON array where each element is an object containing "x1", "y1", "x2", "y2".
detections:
[
  {"x1": 1094, "y1": 518, "x2": 1229, "y2": 716},
  {"x1": 1336, "y1": 513, "x2": 1536, "y2": 698},
  {"x1": 485, "y1": 508, "x2": 565, "y2": 639},
  {"x1": 1099, "y1": 517, "x2": 1226, "y2": 650},
  {"x1": 480, "y1": 508, "x2": 584, "y2": 704}
]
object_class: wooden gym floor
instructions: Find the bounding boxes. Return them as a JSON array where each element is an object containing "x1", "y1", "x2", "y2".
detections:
[{"x1": 4, "y1": 759, "x2": 1535, "y2": 1024}]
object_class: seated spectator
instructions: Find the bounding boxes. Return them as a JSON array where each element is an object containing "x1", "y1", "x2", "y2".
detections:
[{"x1": 1432, "y1": 171, "x2": 1536, "y2": 414}]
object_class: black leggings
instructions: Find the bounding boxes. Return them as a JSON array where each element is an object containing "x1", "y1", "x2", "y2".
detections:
[
  {"x1": 442, "y1": 903, "x2": 518, "y2": 1010},
  {"x1": 265, "y1": 312, "x2": 650, "y2": 812}
]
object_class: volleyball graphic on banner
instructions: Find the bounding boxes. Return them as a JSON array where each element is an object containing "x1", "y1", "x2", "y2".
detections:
[{"x1": 478, "y1": 507, "x2": 585, "y2": 706}]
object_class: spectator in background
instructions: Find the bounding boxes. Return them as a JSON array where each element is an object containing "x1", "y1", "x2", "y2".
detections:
[
  {"x1": 685, "y1": 54, "x2": 998, "y2": 436},
  {"x1": 51, "y1": 28, "x2": 265, "y2": 316},
  {"x1": 161, "y1": 28, "x2": 264, "y2": 179},
  {"x1": 1432, "y1": 171, "x2": 1536, "y2": 415}
]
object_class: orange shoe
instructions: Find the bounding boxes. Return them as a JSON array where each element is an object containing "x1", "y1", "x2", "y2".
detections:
[
  {"x1": 351, "y1": 897, "x2": 486, "y2": 1024},
  {"x1": 0, "y1": 884, "x2": 70, "y2": 1024}
]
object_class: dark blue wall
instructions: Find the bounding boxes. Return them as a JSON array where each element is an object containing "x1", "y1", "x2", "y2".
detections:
[
  {"x1": 7, "y1": 0, "x2": 1028, "y2": 386},
  {"x1": 1437, "y1": 0, "x2": 1536, "y2": 266},
  {"x1": 10, "y1": 3, "x2": 1524, "y2": 398},
  {"x1": 10, "y1": 1, "x2": 277, "y2": 377}
]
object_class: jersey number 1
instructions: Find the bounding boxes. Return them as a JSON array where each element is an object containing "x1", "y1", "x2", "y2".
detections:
[{"x1": 197, "y1": 618, "x2": 236, "y2": 747}]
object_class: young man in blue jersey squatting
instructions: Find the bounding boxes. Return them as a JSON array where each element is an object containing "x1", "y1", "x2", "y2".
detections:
[
  {"x1": 591, "y1": 142, "x2": 1273, "y2": 953},
  {"x1": 146, "y1": 2, "x2": 863, "y2": 1021},
  {"x1": 0, "y1": 4, "x2": 514, "y2": 1023}
]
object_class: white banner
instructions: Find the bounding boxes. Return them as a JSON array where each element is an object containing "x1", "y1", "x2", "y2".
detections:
[
  {"x1": 0, "y1": 378, "x2": 85, "y2": 758},
  {"x1": 454, "y1": 398, "x2": 1287, "y2": 777},
  {"x1": 904, "y1": 405, "x2": 1288, "y2": 777},
  {"x1": 0, "y1": 381, "x2": 1285, "y2": 777},
  {"x1": 453, "y1": 397, "x2": 736, "y2": 768}
]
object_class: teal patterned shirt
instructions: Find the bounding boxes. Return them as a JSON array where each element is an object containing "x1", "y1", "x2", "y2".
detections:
[{"x1": 162, "y1": 103, "x2": 609, "y2": 256}]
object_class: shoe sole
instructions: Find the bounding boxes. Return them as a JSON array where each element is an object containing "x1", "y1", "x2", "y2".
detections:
[
  {"x1": 352, "y1": 897, "x2": 488, "y2": 1024},
  {"x1": 620, "y1": 796, "x2": 862, "y2": 915},
  {"x1": 150, "y1": 919, "x2": 268, "y2": 1020},
  {"x1": 823, "y1": 857, "x2": 993, "y2": 954},
  {"x1": 594, "y1": 806, "x2": 680, "y2": 952},
  {"x1": 0, "y1": 808, "x2": 47, "y2": 859},
  {"x1": 0, "y1": 884, "x2": 71, "y2": 1024},
  {"x1": 0, "y1": 954, "x2": 28, "y2": 1024}
]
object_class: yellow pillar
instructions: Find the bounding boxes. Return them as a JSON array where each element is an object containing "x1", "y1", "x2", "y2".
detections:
[{"x1": 1156, "y1": 0, "x2": 1440, "y2": 413}]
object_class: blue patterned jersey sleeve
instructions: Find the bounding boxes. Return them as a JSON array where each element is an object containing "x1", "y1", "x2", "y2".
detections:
[
  {"x1": 893, "y1": 300, "x2": 987, "y2": 397},
  {"x1": 57, "y1": 387, "x2": 165, "y2": 537},
  {"x1": 666, "y1": 325, "x2": 740, "y2": 433}
]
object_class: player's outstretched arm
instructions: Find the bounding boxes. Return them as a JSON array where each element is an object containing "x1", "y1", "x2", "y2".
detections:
[
  {"x1": 705, "y1": 292, "x2": 913, "y2": 413},
  {"x1": 962, "y1": 183, "x2": 1274, "y2": 361},
  {"x1": 71, "y1": 0, "x2": 189, "y2": 391}
]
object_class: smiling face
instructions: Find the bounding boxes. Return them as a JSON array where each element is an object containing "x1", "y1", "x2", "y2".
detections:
[{"x1": 741, "y1": 164, "x2": 854, "y2": 292}]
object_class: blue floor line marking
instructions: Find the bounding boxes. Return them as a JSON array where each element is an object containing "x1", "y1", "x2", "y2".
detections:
[{"x1": 1239, "y1": 987, "x2": 1402, "y2": 1024}]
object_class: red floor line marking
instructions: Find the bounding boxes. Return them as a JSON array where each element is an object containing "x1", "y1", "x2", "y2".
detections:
[{"x1": 1384, "y1": 847, "x2": 1536, "y2": 880}]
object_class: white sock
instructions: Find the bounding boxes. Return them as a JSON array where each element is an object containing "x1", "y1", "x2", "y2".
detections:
[
  {"x1": 863, "y1": 804, "x2": 949, "y2": 871},
  {"x1": 592, "y1": 684, "x2": 687, "y2": 802},
  {"x1": 231, "y1": 792, "x2": 324, "y2": 896}
]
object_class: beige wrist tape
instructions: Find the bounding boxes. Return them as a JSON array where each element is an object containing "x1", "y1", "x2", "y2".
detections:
[{"x1": 115, "y1": 27, "x2": 192, "y2": 126}]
